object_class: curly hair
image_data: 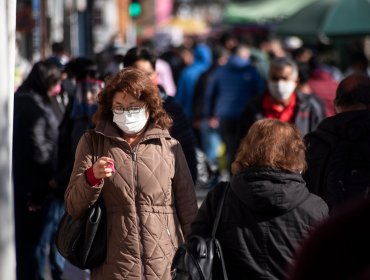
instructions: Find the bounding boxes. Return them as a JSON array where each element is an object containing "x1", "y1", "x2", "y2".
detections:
[
  {"x1": 231, "y1": 119, "x2": 306, "y2": 175},
  {"x1": 93, "y1": 67, "x2": 172, "y2": 129}
]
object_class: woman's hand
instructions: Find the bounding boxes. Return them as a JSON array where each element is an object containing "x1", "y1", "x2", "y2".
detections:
[{"x1": 92, "y1": 156, "x2": 115, "y2": 179}]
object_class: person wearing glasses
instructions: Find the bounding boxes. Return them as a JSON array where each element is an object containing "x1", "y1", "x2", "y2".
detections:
[{"x1": 64, "y1": 67, "x2": 198, "y2": 280}]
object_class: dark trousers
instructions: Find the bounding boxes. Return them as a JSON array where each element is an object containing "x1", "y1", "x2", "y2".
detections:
[
  {"x1": 14, "y1": 196, "x2": 42, "y2": 280},
  {"x1": 219, "y1": 118, "x2": 240, "y2": 171}
]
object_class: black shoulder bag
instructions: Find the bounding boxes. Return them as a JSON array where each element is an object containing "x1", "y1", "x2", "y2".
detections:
[
  {"x1": 55, "y1": 130, "x2": 107, "y2": 269},
  {"x1": 171, "y1": 183, "x2": 229, "y2": 280}
]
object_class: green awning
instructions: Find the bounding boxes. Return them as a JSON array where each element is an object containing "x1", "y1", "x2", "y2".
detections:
[
  {"x1": 277, "y1": 0, "x2": 336, "y2": 37},
  {"x1": 323, "y1": 0, "x2": 370, "y2": 36},
  {"x1": 277, "y1": 0, "x2": 370, "y2": 38},
  {"x1": 224, "y1": 0, "x2": 318, "y2": 24}
]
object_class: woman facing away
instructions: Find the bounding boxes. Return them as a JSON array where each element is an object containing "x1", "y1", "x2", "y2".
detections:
[
  {"x1": 191, "y1": 119, "x2": 328, "y2": 280},
  {"x1": 64, "y1": 67, "x2": 198, "y2": 279}
]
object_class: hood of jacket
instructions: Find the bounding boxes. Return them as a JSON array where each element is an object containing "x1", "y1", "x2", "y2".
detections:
[
  {"x1": 314, "y1": 110, "x2": 370, "y2": 141},
  {"x1": 192, "y1": 43, "x2": 212, "y2": 71},
  {"x1": 226, "y1": 54, "x2": 251, "y2": 69},
  {"x1": 230, "y1": 167, "x2": 309, "y2": 215}
]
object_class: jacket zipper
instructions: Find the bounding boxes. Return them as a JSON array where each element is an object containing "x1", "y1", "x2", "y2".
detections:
[{"x1": 131, "y1": 147, "x2": 145, "y2": 276}]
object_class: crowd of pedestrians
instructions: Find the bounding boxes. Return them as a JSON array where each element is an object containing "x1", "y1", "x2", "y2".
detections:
[{"x1": 12, "y1": 32, "x2": 370, "y2": 280}]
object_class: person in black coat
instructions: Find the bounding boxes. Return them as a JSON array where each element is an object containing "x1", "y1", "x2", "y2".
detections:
[
  {"x1": 123, "y1": 46, "x2": 198, "y2": 183},
  {"x1": 304, "y1": 74, "x2": 370, "y2": 211},
  {"x1": 191, "y1": 119, "x2": 328, "y2": 280},
  {"x1": 13, "y1": 60, "x2": 62, "y2": 280},
  {"x1": 288, "y1": 197, "x2": 370, "y2": 280}
]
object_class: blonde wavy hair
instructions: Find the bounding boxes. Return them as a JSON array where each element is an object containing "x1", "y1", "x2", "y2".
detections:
[{"x1": 231, "y1": 119, "x2": 307, "y2": 175}]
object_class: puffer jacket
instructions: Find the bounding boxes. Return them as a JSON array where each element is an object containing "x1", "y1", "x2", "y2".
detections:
[
  {"x1": 64, "y1": 120, "x2": 198, "y2": 279},
  {"x1": 191, "y1": 168, "x2": 328, "y2": 280}
]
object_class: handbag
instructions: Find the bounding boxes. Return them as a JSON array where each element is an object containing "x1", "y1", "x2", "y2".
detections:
[
  {"x1": 55, "y1": 197, "x2": 107, "y2": 269},
  {"x1": 171, "y1": 183, "x2": 229, "y2": 280},
  {"x1": 55, "y1": 130, "x2": 107, "y2": 269}
]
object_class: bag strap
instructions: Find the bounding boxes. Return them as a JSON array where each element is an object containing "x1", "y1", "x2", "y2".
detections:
[
  {"x1": 210, "y1": 183, "x2": 230, "y2": 280},
  {"x1": 85, "y1": 129, "x2": 103, "y2": 163},
  {"x1": 85, "y1": 129, "x2": 105, "y2": 205},
  {"x1": 215, "y1": 238, "x2": 229, "y2": 280},
  {"x1": 211, "y1": 182, "x2": 229, "y2": 238}
]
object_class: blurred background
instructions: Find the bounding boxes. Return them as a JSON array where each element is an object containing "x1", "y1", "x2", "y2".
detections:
[
  {"x1": 15, "y1": 0, "x2": 370, "y2": 71},
  {"x1": 4, "y1": 1, "x2": 370, "y2": 279}
]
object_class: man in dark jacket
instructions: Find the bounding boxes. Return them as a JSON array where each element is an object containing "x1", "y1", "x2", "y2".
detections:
[
  {"x1": 304, "y1": 74, "x2": 370, "y2": 210},
  {"x1": 123, "y1": 46, "x2": 198, "y2": 183},
  {"x1": 238, "y1": 57, "x2": 326, "y2": 143}
]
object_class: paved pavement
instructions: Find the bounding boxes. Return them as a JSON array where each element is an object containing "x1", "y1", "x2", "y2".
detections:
[{"x1": 195, "y1": 186, "x2": 210, "y2": 207}]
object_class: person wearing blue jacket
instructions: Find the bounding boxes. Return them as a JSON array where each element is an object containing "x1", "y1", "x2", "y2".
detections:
[
  {"x1": 175, "y1": 43, "x2": 212, "y2": 120},
  {"x1": 204, "y1": 44, "x2": 265, "y2": 171}
]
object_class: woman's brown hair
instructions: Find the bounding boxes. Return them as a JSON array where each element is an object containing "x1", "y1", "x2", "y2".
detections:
[
  {"x1": 231, "y1": 119, "x2": 307, "y2": 175},
  {"x1": 93, "y1": 67, "x2": 172, "y2": 129}
]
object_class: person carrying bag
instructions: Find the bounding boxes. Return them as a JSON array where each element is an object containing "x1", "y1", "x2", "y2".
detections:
[
  {"x1": 56, "y1": 130, "x2": 107, "y2": 270},
  {"x1": 171, "y1": 182, "x2": 229, "y2": 280}
]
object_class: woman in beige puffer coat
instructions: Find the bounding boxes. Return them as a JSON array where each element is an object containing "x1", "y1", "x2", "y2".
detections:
[{"x1": 65, "y1": 68, "x2": 198, "y2": 279}]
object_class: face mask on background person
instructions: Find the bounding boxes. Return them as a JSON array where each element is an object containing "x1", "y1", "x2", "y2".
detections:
[
  {"x1": 113, "y1": 107, "x2": 149, "y2": 135},
  {"x1": 268, "y1": 80, "x2": 296, "y2": 101},
  {"x1": 49, "y1": 83, "x2": 61, "y2": 96}
]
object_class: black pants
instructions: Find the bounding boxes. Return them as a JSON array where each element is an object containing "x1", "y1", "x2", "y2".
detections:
[{"x1": 219, "y1": 118, "x2": 240, "y2": 171}]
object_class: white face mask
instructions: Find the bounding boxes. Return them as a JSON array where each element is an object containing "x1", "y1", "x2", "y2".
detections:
[
  {"x1": 268, "y1": 80, "x2": 296, "y2": 101},
  {"x1": 113, "y1": 107, "x2": 149, "y2": 135}
]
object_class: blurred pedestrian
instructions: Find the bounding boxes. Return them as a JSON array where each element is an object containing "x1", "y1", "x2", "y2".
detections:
[
  {"x1": 204, "y1": 43, "x2": 264, "y2": 172},
  {"x1": 13, "y1": 60, "x2": 62, "y2": 280},
  {"x1": 46, "y1": 41, "x2": 70, "y2": 70},
  {"x1": 304, "y1": 74, "x2": 370, "y2": 211},
  {"x1": 175, "y1": 43, "x2": 212, "y2": 120},
  {"x1": 307, "y1": 59, "x2": 339, "y2": 117},
  {"x1": 288, "y1": 197, "x2": 370, "y2": 280},
  {"x1": 52, "y1": 57, "x2": 103, "y2": 278},
  {"x1": 191, "y1": 119, "x2": 328, "y2": 280},
  {"x1": 57, "y1": 57, "x2": 102, "y2": 170},
  {"x1": 123, "y1": 46, "x2": 198, "y2": 183},
  {"x1": 64, "y1": 68, "x2": 198, "y2": 279},
  {"x1": 156, "y1": 58, "x2": 177, "y2": 97},
  {"x1": 239, "y1": 57, "x2": 326, "y2": 143}
]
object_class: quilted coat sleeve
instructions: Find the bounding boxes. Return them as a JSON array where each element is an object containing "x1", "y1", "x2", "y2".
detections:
[
  {"x1": 64, "y1": 132, "x2": 103, "y2": 218},
  {"x1": 172, "y1": 141, "x2": 198, "y2": 237}
]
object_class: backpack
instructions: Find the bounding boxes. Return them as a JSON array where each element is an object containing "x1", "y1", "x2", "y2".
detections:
[
  {"x1": 171, "y1": 183, "x2": 229, "y2": 280},
  {"x1": 316, "y1": 127, "x2": 370, "y2": 210}
]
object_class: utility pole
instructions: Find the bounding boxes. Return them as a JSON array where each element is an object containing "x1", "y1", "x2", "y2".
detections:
[
  {"x1": 117, "y1": 0, "x2": 130, "y2": 44},
  {"x1": 0, "y1": 0, "x2": 17, "y2": 279},
  {"x1": 40, "y1": 0, "x2": 47, "y2": 58}
]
